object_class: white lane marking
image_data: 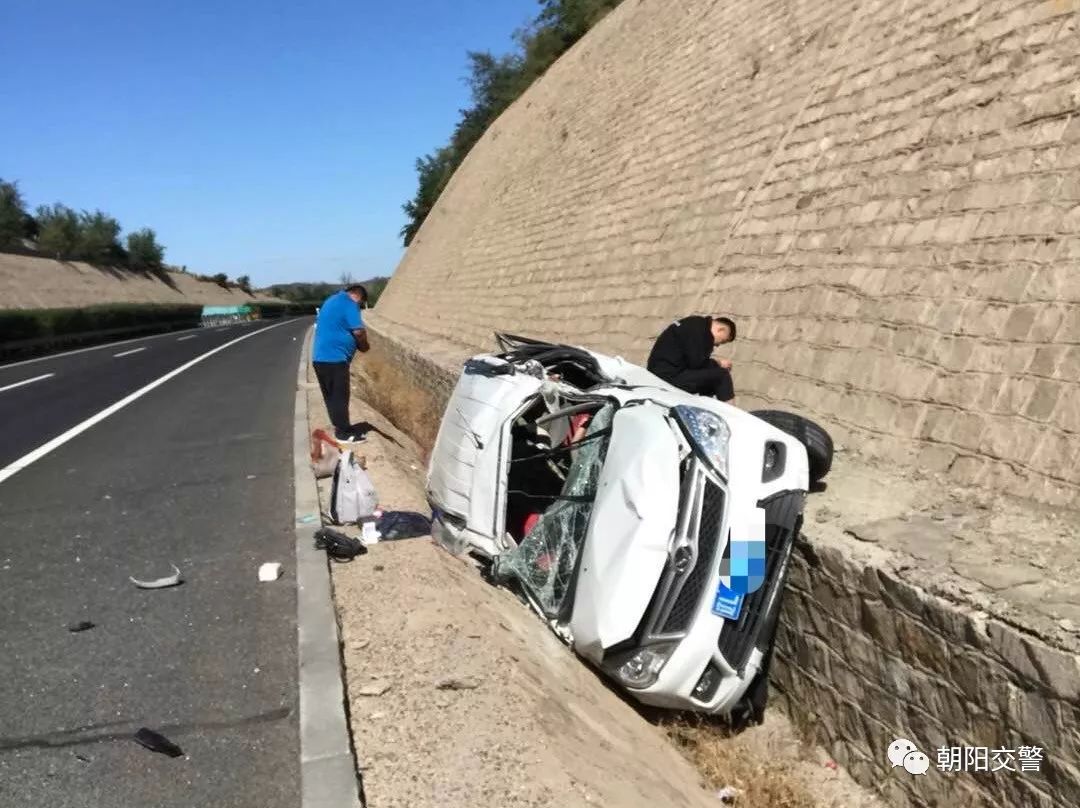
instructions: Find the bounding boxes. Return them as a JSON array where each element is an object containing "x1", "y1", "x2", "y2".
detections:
[
  {"x1": 0, "y1": 326, "x2": 203, "y2": 370},
  {"x1": 0, "y1": 319, "x2": 296, "y2": 486},
  {"x1": 0, "y1": 373, "x2": 54, "y2": 393},
  {"x1": 114, "y1": 347, "x2": 147, "y2": 358},
  {"x1": 0, "y1": 317, "x2": 294, "y2": 371},
  {"x1": 177, "y1": 335, "x2": 198, "y2": 341}
]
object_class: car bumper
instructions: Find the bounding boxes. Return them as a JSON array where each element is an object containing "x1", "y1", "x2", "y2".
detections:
[{"x1": 600, "y1": 485, "x2": 806, "y2": 714}]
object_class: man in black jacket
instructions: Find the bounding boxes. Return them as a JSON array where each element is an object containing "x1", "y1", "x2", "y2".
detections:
[{"x1": 646, "y1": 315, "x2": 737, "y2": 402}]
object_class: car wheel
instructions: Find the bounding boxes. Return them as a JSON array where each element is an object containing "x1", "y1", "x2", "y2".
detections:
[{"x1": 750, "y1": 410, "x2": 834, "y2": 482}]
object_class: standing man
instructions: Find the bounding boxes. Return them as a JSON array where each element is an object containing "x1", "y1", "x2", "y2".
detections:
[
  {"x1": 646, "y1": 315, "x2": 737, "y2": 403},
  {"x1": 312, "y1": 284, "x2": 370, "y2": 441}
]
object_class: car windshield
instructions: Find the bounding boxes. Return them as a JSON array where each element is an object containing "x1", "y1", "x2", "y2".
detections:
[{"x1": 493, "y1": 402, "x2": 616, "y2": 620}]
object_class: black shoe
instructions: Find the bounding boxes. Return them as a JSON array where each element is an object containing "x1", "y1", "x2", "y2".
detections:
[{"x1": 335, "y1": 429, "x2": 363, "y2": 443}]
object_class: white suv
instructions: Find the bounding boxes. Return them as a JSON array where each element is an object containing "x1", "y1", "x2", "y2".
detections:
[{"x1": 426, "y1": 334, "x2": 832, "y2": 720}]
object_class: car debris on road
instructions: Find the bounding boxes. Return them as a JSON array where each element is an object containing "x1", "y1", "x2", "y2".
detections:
[{"x1": 129, "y1": 564, "x2": 183, "y2": 589}]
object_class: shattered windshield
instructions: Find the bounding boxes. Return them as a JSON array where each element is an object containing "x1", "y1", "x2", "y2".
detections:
[{"x1": 493, "y1": 403, "x2": 616, "y2": 620}]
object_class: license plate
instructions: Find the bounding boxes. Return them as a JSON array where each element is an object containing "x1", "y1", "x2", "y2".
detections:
[{"x1": 712, "y1": 583, "x2": 745, "y2": 621}]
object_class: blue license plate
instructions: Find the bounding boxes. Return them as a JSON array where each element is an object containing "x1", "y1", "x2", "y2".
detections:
[{"x1": 712, "y1": 583, "x2": 744, "y2": 620}]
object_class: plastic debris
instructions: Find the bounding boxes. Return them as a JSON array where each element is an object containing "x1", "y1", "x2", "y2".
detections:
[
  {"x1": 129, "y1": 564, "x2": 182, "y2": 589},
  {"x1": 361, "y1": 521, "x2": 381, "y2": 545},
  {"x1": 716, "y1": 786, "x2": 740, "y2": 803},
  {"x1": 435, "y1": 676, "x2": 480, "y2": 691},
  {"x1": 297, "y1": 514, "x2": 318, "y2": 524},
  {"x1": 67, "y1": 620, "x2": 95, "y2": 633},
  {"x1": 375, "y1": 511, "x2": 432, "y2": 541},
  {"x1": 314, "y1": 527, "x2": 367, "y2": 562},
  {"x1": 133, "y1": 728, "x2": 184, "y2": 757},
  {"x1": 258, "y1": 562, "x2": 282, "y2": 582}
]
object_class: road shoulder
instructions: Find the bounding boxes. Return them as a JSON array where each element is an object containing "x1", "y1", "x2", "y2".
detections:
[{"x1": 294, "y1": 326, "x2": 364, "y2": 808}]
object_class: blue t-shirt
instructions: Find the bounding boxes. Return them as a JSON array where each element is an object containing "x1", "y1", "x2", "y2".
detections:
[{"x1": 313, "y1": 291, "x2": 364, "y2": 363}]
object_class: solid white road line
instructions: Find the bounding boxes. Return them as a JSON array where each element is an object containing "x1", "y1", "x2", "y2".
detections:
[
  {"x1": 0, "y1": 373, "x2": 54, "y2": 394},
  {"x1": 0, "y1": 319, "x2": 295, "y2": 486},
  {"x1": 113, "y1": 347, "x2": 147, "y2": 358},
  {"x1": 177, "y1": 334, "x2": 198, "y2": 341}
]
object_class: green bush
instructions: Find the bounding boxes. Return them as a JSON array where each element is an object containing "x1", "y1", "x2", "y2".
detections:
[
  {"x1": 0, "y1": 304, "x2": 203, "y2": 347},
  {"x1": 0, "y1": 179, "x2": 28, "y2": 250}
]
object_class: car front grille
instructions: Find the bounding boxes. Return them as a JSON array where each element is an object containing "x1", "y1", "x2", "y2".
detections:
[
  {"x1": 661, "y1": 479, "x2": 725, "y2": 633},
  {"x1": 716, "y1": 490, "x2": 804, "y2": 674}
]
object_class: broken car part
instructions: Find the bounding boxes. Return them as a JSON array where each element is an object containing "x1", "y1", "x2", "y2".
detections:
[
  {"x1": 129, "y1": 564, "x2": 182, "y2": 589},
  {"x1": 133, "y1": 728, "x2": 184, "y2": 758}
]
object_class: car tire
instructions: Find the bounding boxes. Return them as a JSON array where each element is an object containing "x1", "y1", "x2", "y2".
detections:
[{"x1": 750, "y1": 410, "x2": 834, "y2": 482}]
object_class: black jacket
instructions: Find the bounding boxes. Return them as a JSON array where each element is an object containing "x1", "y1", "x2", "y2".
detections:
[{"x1": 646, "y1": 316, "x2": 725, "y2": 395}]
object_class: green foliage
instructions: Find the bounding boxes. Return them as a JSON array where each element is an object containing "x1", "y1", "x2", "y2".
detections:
[
  {"x1": 0, "y1": 303, "x2": 203, "y2": 359},
  {"x1": 78, "y1": 210, "x2": 125, "y2": 264},
  {"x1": 36, "y1": 204, "x2": 82, "y2": 259},
  {"x1": 1, "y1": 178, "x2": 171, "y2": 271},
  {"x1": 268, "y1": 276, "x2": 390, "y2": 308},
  {"x1": 236, "y1": 274, "x2": 253, "y2": 294},
  {"x1": 126, "y1": 228, "x2": 165, "y2": 271},
  {"x1": 211, "y1": 272, "x2": 230, "y2": 288},
  {"x1": 0, "y1": 179, "x2": 28, "y2": 250},
  {"x1": 400, "y1": 0, "x2": 624, "y2": 245}
]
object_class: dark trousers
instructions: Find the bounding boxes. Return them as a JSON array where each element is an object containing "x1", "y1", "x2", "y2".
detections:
[
  {"x1": 668, "y1": 360, "x2": 735, "y2": 402},
  {"x1": 313, "y1": 361, "x2": 351, "y2": 433}
]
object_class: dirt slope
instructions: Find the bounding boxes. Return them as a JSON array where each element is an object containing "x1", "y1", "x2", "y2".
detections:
[{"x1": 0, "y1": 253, "x2": 278, "y2": 309}]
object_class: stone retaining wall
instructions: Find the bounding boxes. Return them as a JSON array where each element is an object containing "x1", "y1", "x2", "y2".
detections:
[{"x1": 374, "y1": 0, "x2": 1080, "y2": 508}]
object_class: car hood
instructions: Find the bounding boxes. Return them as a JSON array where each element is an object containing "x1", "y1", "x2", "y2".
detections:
[{"x1": 570, "y1": 403, "x2": 682, "y2": 662}]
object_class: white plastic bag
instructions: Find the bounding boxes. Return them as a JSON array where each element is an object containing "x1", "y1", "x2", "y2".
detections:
[{"x1": 330, "y1": 450, "x2": 378, "y2": 524}]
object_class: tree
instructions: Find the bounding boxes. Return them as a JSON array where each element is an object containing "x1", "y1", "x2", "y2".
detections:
[
  {"x1": 236, "y1": 274, "x2": 252, "y2": 294},
  {"x1": 36, "y1": 204, "x2": 82, "y2": 259},
  {"x1": 78, "y1": 209, "x2": 124, "y2": 264},
  {"x1": 212, "y1": 272, "x2": 229, "y2": 288},
  {"x1": 126, "y1": 227, "x2": 165, "y2": 271},
  {"x1": 0, "y1": 179, "x2": 28, "y2": 250},
  {"x1": 398, "y1": 1, "x2": 625, "y2": 245}
]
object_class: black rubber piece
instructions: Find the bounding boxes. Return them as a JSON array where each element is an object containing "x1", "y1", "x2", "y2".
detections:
[
  {"x1": 751, "y1": 410, "x2": 834, "y2": 482},
  {"x1": 133, "y1": 728, "x2": 184, "y2": 758}
]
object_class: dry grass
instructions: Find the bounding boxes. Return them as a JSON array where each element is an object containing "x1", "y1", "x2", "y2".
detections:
[
  {"x1": 351, "y1": 349, "x2": 443, "y2": 454},
  {"x1": 665, "y1": 718, "x2": 818, "y2": 808}
]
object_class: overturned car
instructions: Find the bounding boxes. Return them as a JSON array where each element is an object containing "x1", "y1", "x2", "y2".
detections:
[{"x1": 427, "y1": 334, "x2": 832, "y2": 720}]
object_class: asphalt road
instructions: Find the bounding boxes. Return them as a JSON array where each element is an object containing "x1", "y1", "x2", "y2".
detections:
[{"x1": 0, "y1": 317, "x2": 312, "y2": 807}]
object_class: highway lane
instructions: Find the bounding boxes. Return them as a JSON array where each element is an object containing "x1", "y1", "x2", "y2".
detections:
[
  {"x1": 0, "y1": 316, "x2": 311, "y2": 808},
  {"x1": 0, "y1": 321, "x2": 273, "y2": 470}
]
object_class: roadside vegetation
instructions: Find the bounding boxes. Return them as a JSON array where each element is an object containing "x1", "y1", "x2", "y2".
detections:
[
  {"x1": 400, "y1": 0, "x2": 625, "y2": 245},
  {"x1": 267, "y1": 275, "x2": 390, "y2": 308},
  {"x1": 1, "y1": 178, "x2": 167, "y2": 272}
]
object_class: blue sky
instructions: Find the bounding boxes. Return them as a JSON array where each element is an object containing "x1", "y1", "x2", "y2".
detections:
[{"x1": 2, "y1": 0, "x2": 539, "y2": 286}]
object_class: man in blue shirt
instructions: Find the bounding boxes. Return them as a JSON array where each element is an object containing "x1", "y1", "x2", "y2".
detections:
[{"x1": 312, "y1": 284, "x2": 370, "y2": 441}]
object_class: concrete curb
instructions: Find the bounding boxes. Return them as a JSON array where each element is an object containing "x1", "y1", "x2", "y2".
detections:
[{"x1": 293, "y1": 326, "x2": 363, "y2": 808}]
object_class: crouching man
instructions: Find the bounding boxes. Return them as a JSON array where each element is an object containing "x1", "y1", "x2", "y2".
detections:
[
  {"x1": 312, "y1": 284, "x2": 370, "y2": 441},
  {"x1": 646, "y1": 315, "x2": 737, "y2": 403}
]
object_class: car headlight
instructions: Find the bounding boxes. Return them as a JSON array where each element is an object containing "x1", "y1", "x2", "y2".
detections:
[
  {"x1": 673, "y1": 405, "x2": 731, "y2": 478},
  {"x1": 608, "y1": 642, "x2": 678, "y2": 689}
]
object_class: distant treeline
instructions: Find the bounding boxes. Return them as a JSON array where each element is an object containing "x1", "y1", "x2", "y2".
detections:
[
  {"x1": 268, "y1": 276, "x2": 390, "y2": 307},
  {"x1": 0, "y1": 177, "x2": 168, "y2": 272},
  {"x1": 0, "y1": 177, "x2": 261, "y2": 294},
  {"x1": 399, "y1": 0, "x2": 624, "y2": 246}
]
